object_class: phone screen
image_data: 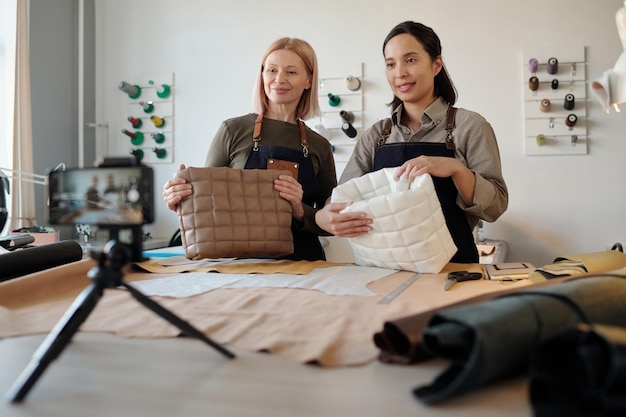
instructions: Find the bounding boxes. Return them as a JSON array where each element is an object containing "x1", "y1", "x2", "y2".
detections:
[{"x1": 48, "y1": 166, "x2": 153, "y2": 226}]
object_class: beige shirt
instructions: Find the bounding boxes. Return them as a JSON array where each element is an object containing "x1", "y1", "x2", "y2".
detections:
[{"x1": 340, "y1": 98, "x2": 508, "y2": 229}]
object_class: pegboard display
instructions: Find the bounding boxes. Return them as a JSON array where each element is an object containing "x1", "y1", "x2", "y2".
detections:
[
  {"x1": 118, "y1": 72, "x2": 174, "y2": 163},
  {"x1": 306, "y1": 63, "x2": 364, "y2": 162},
  {"x1": 522, "y1": 47, "x2": 587, "y2": 156}
]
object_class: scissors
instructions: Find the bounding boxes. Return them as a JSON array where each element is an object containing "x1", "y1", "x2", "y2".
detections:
[{"x1": 444, "y1": 271, "x2": 483, "y2": 291}]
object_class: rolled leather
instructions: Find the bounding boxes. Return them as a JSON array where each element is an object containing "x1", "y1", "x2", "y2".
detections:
[
  {"x1": 0, "y1": 240, "x2": 83, "y2": 281},
  {"x1": 374, "y1": 271, "x2": 626, "y2": 404},
  {"x1": 530, "y1": 323, "x2": 626, "y2": 417},
  {"x1": 411, "y1": 274, "x2": 626, "y2": 404},
  {"x1": 374, "y1": 273, "x2": 580, "y2": 365}
]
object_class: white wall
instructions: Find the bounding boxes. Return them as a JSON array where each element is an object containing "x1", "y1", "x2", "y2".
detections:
[{"x1": 95, "y1": 0, "x2": 626, "y2": 266}]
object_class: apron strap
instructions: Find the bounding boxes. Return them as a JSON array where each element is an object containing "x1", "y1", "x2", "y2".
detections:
[
  {"x1": 252, "y1": 113, "x2": 264, "y2": 151},
  {"x1": 377, "y1": 105, "x2": 457, "y2": 151},
  {"x1": 251, "y1": 113, "x2": 309, "y2": 157},
  {"x1": 376, "y1": 118, "x2": 393, "y2": 149},
  {"x1": 444, "y1": 106, "x2": 457, "y2": 151},
  {"x1": 298, "y1": 120, "x2": 309, "y2": 158}
]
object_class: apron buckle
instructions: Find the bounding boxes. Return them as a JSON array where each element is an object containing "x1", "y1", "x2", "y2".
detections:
[{"x1": 445, "y1": 133, "x2": 455, "y2": 150}]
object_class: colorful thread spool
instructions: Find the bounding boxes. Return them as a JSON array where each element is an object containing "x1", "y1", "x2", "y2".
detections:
[
  {"x1": 119, "y1": 81, "x2": 141, "y2": 99},
  {"x1": 547, "y1": 57, "x2": 558, "y2": 75},
  {"x1": 127, "y1": 116, "x2": 142, "y2": 128},
  {"x1": 150, "y1": 115, "x2": 165, "y2": 128}
]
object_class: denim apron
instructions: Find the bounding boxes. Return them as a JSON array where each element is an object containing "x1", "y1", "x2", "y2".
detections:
[
  {"x1": 373, "y1": 107, "x2": 478, "y2": 263},
  {"x1": 244, "y1": 114, "x2": 325, "y2": 261}
]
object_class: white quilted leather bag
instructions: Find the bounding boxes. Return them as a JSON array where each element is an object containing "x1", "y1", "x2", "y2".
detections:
[{"x1": 331, "y1": 168, "x2": 457, "y2": 273}]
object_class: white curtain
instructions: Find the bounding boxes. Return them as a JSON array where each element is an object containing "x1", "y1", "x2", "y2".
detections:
[{"x1": 8, "y1": 0, "x2": 36, "y2": 231}]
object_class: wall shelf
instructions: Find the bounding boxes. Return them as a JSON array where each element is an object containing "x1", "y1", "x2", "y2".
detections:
[
  {"x1": 522, "y1": 46, "x2": 587, "y2": 156},
  {"x1": 119, "y1": 72, "x2": 175, "y2": 164},
  {"x1": 307, "y1": 63, "x2": 364, "y2": 149}
]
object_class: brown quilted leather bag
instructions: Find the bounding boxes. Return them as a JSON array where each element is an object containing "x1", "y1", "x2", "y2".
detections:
[{"x1": 175, "y1": 166, "x2": 294, "y2": 259}]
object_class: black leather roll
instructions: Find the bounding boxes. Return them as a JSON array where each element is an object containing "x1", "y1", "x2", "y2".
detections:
[
  {"x1": 0, "y1": 240, "x2": 83, "y2": 281},
  {"x1": 410, "y1": 275, "x2": 626, "y2": 404},
  {"x1": 530, "y1": 323, "x2": 626, "y2": 417}
]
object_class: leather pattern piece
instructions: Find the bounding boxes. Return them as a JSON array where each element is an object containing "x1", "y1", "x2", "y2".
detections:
[
  {"x1": 331, "y1": 169, "x2": 457, "y2": 273},
  {"x1": 175, "y1": 167, "x2": 293, "y2": 260},
  {"x1": 529, "y1": 249, "x2": 626, "y2": 282}
]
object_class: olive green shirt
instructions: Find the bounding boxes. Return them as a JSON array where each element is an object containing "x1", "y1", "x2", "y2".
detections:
[
  {"x1": 205, "y1": 113, "x2": 337, "y2": 235},
  {"x1": 340, "y1": 98, "x2": 508, "y2": 229}
]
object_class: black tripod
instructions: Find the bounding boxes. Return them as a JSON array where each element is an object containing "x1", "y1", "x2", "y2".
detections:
[{"x1": 6, "y1": 238, "x2": 235, "y2": 403}]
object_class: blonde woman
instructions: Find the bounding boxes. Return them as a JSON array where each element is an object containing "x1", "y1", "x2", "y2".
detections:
[{"x1": 163, "y1": 38, "x2": 336, "y2": 260}]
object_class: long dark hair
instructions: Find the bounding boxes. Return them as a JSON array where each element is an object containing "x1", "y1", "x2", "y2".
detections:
[{"x1": 383, "y1": 21, "x2": 457, "y2": 111}]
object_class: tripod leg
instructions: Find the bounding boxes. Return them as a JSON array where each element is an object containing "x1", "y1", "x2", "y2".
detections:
[
  {"x1": 121, "y1": 282, "x2": 235, "y2": 359},
  {"x1": 6, "y1": 283, "x2": 103, "y2": 403}
]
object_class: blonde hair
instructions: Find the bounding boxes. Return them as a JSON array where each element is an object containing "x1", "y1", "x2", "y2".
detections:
[{"x1": 252, "y1": 37, "x2": 320, "y2": 120}]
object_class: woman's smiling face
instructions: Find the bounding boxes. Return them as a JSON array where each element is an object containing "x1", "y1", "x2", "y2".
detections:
[
  {"x1": 384, "y1": 33, "x2": 442, "y2": 107},
  {"x1": 262, "y1": 49, "x2": 312, "y2": 108}
]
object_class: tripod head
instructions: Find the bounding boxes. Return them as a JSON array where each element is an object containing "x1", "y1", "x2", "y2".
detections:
[
  {"x1": 87, "y1": 240, "x2": 132, "y2": 288},
  {"x1": 86, "y1": 224, "x2": 145, "y2": 289},
  {"x1": 91, "y1": 224, "x2": 146, "y2": 264}
]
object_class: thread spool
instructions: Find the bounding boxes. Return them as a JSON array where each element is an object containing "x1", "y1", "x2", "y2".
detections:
[
  {"x1": 540, "y1": 99, "x2": 551, "y2": 112},
  {"x1": 345, "y1": 76, "x2": 361, "y2": 91},
  {"x1": 528, "y1": 58, "x2": 538, "y2": 73},
  {"x1": 565, "y1": 114, "x2": 578, "y2": 128},
  {"x1": 564, "y1": 94, "x2": 575, "y2": 110},
  {"x1": 536, "y1": 134, "x2": 547, "y2": 146},
  {"x1": 152, "y1": 147, "x2": 167, "y2": 159},
  {"x1": 341, "y1": 122, "x2": 357, "y2": 138},
  {"x1": 130, "y1": 148, "x2": 144, "y2": 161},
  {"x1": 127, "y1": 116, "x2": 142, "y2": 128},
  {"x1": 151, "y1": 133, "x2": 165, "y2": 143},
  {"x1": 328, "y1": 93, "x2": 341, "y2": 107},
  {"x1": 551, "y1": 79, "x2": 559, "y2": 90},
  {"x1": 150, "y1": 115, "x2": 165, "y2": 128},
  {"x1": 119, "y1": 81, "x2": 141, "y2": 99},
  {"x1": 529, "y1": 76, "x2": 539, "y2": 92},
  {"x1": 340, "y1": 110, "x2": 354, "y2": 123},
  {"x1": 139, "y1": 101, "x2": 154, "y2": 113},
  {"x1": 122, "y1": 129, "x2": 144, "y2": 145},
  {"x1": 148, "y1": 80, "x2": 171, "y2": 99},
  {"x1": 547, "y1": 57, "x2": 558, "y2": 75}
]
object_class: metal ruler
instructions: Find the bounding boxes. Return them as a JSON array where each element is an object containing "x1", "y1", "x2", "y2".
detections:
[{"x1": 377, "y1": 272, "x2": 423, "y2": 304}]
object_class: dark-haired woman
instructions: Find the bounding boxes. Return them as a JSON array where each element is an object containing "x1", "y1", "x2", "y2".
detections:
[{"x1": 316, "y1": 21, "x2": 508, "y2": 263}]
